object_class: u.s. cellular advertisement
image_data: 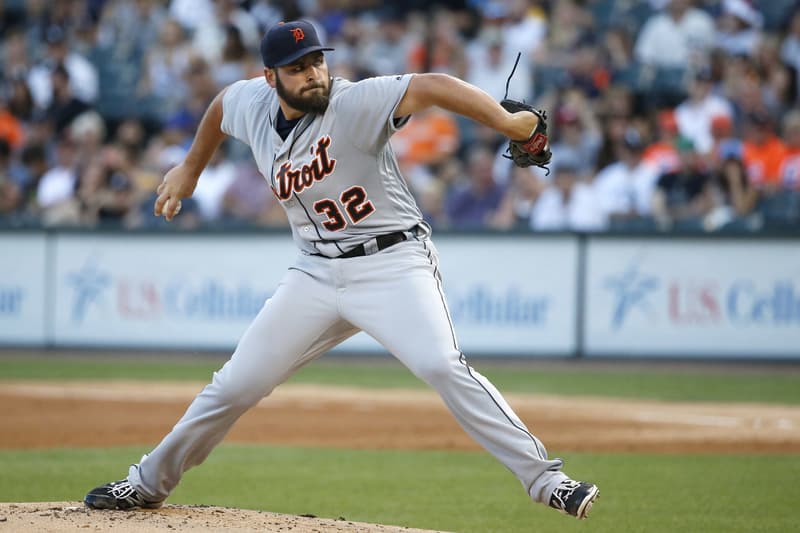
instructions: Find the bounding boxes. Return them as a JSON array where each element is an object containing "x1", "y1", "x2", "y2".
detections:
[
  {"x1": 585, "y1": 239, "x2": 800, "y2": 358},
  {"x1": 52, "y1": 234, "x2": 295, "y2": 348},
  {"x1": 49, "y1": 234, "x2": 578, "y2": 355}
]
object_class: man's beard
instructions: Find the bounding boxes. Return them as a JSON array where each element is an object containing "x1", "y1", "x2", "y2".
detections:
[{"x1": 275, "y1": 73, "x2": 330, "y2": 115}]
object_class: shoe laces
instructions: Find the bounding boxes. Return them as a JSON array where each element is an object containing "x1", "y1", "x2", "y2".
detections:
[{"x1": 551, "y1": 479, "x2": 582, "y2": 510}]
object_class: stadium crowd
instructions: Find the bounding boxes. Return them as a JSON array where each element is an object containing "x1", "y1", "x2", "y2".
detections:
[{"x1": 0, "y1": 0, "x2": 798, "y2": 232}]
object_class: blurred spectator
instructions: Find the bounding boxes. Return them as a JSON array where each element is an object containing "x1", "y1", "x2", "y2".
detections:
[
  {"x1": 652, "y1": 136, "x2": 714, "y2": 230},
  {"x1": 45, "y1": 64, "x2": 90, "y2": 135},
  {"x1": 116, "y1": 118, "x2": 146, "y2": 152},
  {"x1": 169, "y1": 0, "x2": 215, "y2": 32},
  {"x1": 634, "y1": 0, "x2": 715, "y2": 69},
  {"x1": 530, "y1": 158, "x2": 605, "y2": 232},
  {"x1": 0, "y1": 98, "x2": 25, "y2": 150},
  {"x1": 675, "y1": 68, "x2": 734, "y2": 154},
  {"x1": 192, "y1": 0, "x2": 260, "y2": 63},
  {"x1": 322, "y1": 16, "x2": 361, "y2": 78},
  {"x1": 214, "y1": 25, "x2": 261, "y2": 88},
  {"x1": 593, "y1": 85, "x2": 635, "y2": 170},
  {"x1": 564, "y1": 38, "x2": 611, "y2": 99},
  {"x1": 72, "y1": 15, "x2": 99, "y2": 57},
  {"x1": 724, "y1": 55, "x2": 770, "y2": 118},
  {"x1": 407, "y1": 9, "x2": 467, "y2": 76},
  {"x1": 69, "y1": 110, "x2": 107, "y2": 173},
  {"x1": 249, "y1": 0, "x2": 284, "y2": 33},
  {"x1": 221, "y1": 162, "x2": 287, "y2": 227},
  {"x1": 501, "y1": 0, "x2": 548, "y2": 60},
  {"x1": 96, "y1": 0, "x2": 167, "y2": 58},
  {"x1": 780, "y1": 8, "x2": 800, "y2": 102},
  {"x1": 391, "y1": 108, "x2": 460, "y2": 167},
  {"x1": 742, "y1": 110, "x2": 787, "y2": 188},
  {"x1": 705, "y1": 155, "x2": 760, "y2": 231},
  {"x1": 192, "y1": 144, "x2": 237, "y2": 222},
  {"x1": 13, "y1": 0, "x2": 46, "y2": 51},
  {"x1": 78, "y1": 144, "x2": 138, "y2": 226},
  {"x1": 752, "y1": 35, "x2": 796, "y2": 115},
  {"x1": 357, "y1": 12, "x2": 412, "y2": 77},
  {"x1": 126, "y1": 138, "x2": 200, "y2": 231},
  {"x1": 779, "y1": 109, "x2": 800, "y2": 189},
  {"x1": 41, "y1": 0, "x2": 83, "y2": 30},
  {"x1": 0, "y1": 138, "x2": 28, "y2": 188},
  {"x1": 18, "y1": 144, "x2": 49, "y2": 213},
  {"x1": 0, "y1": 140, "x2": 23, "y2": 219},
  {"x1": 535, "y1": 0, "x2": 591, "y2": 67},
  {"x1": 417, "y1": 176, "x2": 450, "y2": 229},
  {"x1": 710, "y1": 113, "x2": 743, "y2": 166},
  {"x1": 549, "y1": 89, "x2": 603, "y2": 177},
  {"x1": 594, "y1": 127, "x2": 660, "y2": 225},
  {"x1": 445, "y1": 146, "x2": 505, "y2": 228},
  {"x1": 5, "y1": 76, "x2": 36, "y2": 123},
  {"x1": 602, "y1": 24, "x2": 635, "y2": 77},
  {"x1": 490, "y1": 166, "x2": 544, "y2": 230},
  {"x1": 715, "y1": 0, "x2": 764, "y2": 57},
  {"x1": 27, "y1": 25, "x2": 98, "y2": 110},
  {"x1": 36, "y1": 136, "x2": 80, "y2": 225},
  {"x1": 138, "y1": 18, "x2": 193, "y2": 118},
  {"x1": 1, "y1": 30, "x2": 31, "y2": 81},
  {"x1": 643, "y1": 110, "x2": 681, "y2": 175},
  {"x1": 420, "y1": 156, "x2": 464, "y2": 228},
  {"x1": 166, "y1": 56, "x2": 218, "y2": 133},
  {"x1": 466, "y1": 29, "x2": 532, "y2": 102}
]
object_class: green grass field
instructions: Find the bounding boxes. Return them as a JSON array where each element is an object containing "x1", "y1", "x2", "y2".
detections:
[
  {"x1": 0, "y1": 446, "x2": 795, "y2": 533},
  {"x1": 2, "y1": 354, "x2": 799, "y2": 532}
]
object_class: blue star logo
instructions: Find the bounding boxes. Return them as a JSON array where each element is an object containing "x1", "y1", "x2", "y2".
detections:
[
  {"x1": 66, "y1": 259, "x2": 111, "y2": 322},
  {"x1": 604, "y1": 261, "x2": 659, "y2": 329}
]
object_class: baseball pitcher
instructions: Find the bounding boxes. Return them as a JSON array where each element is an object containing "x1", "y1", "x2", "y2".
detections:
[{"x1": 84, "y1": 20, "x2": 598, "y2": 520}]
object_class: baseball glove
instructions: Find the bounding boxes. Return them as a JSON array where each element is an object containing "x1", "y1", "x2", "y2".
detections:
[{"x1": 500, "y1": 99, "x2": 552, "y2": 173}]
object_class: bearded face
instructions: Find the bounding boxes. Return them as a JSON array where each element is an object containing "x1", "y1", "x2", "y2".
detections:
[
  {"x1": 272, "y1": 52, "x2": 331, "y2": 115},
  {"x1": 274, "y1": 71, "x2": 330, "y2": 114}
]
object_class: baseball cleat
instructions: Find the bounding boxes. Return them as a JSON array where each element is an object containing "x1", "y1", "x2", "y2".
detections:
[
  {"x1": 548, "y1": 479, "x2": 599, "y2": 519},
  {"x1": 84, "y1": 479, "x2": 163, "y2": 510}
]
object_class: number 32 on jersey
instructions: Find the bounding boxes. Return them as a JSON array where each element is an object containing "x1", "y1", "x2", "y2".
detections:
[{"x1": 313, "y1": 186, "x2": 375, "y2": 231}]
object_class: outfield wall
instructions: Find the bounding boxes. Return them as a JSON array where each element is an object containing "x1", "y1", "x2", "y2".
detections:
[{"x1": 1, "y1": 230, "x2": 798, "y2": 358}]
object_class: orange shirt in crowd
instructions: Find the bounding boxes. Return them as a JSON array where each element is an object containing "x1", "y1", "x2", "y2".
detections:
[
  {"x1": 390, "y1": 109, "x2": 459, "y2": 166},
  {"x1": 742, "y1": 135, "x2": 787, "y2": 187},
  {"x1": 0, "y1": 108, "x2": 24, "y2": 149},
  {"x1": 643, "y1": 141, "x2": 680, "y2": 174},
  {"x1": 779, "y1": 147, "x2": 800, "y2": 189}
]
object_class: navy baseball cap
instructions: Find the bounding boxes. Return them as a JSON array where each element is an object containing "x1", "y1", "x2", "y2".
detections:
[{"x1": 260, "y1": 20, "x2": 334, "y2": 68}]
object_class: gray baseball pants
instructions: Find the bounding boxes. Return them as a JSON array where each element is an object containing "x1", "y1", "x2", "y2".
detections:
[{"x1": 128, "y1": 238, "x2": 567, "y2": 504}]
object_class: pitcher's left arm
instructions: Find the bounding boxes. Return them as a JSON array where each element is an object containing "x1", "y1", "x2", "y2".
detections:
[{"x1": 395, "y1": 73, "x2": 550, "y2": 170}]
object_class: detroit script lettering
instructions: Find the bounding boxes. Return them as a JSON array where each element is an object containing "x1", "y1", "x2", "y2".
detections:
[{"x1": 273, "y1": 136, "x2": 337, "y2": 201}]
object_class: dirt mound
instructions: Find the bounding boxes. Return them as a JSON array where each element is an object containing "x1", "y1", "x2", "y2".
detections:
[{"x1": 0, "y1": 502, "x2": 448, "y2": 532}]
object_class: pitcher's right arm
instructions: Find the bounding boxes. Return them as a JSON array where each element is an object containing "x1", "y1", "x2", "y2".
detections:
[{"x1": 155, "y1": 87, "x2": 228, "y2": 221}]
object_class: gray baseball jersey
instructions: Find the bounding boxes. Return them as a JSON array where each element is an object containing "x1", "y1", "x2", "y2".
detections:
[{"x1": 221, "y1": 74, "x2": 423, "y2": 257}]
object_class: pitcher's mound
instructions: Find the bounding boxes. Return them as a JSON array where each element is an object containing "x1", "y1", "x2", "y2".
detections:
[{"x1": 0, "y1": 502, "x2": 449, "y2": 532}]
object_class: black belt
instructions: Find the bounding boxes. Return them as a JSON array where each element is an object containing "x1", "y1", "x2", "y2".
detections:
[{"x1": 337, "y1": 226, "x2": 419, "y2": 259}]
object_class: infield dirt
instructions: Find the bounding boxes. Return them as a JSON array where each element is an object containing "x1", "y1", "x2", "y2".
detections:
[{"x1": 3, "y1": 381, "x2": 799, "y2": 453}]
